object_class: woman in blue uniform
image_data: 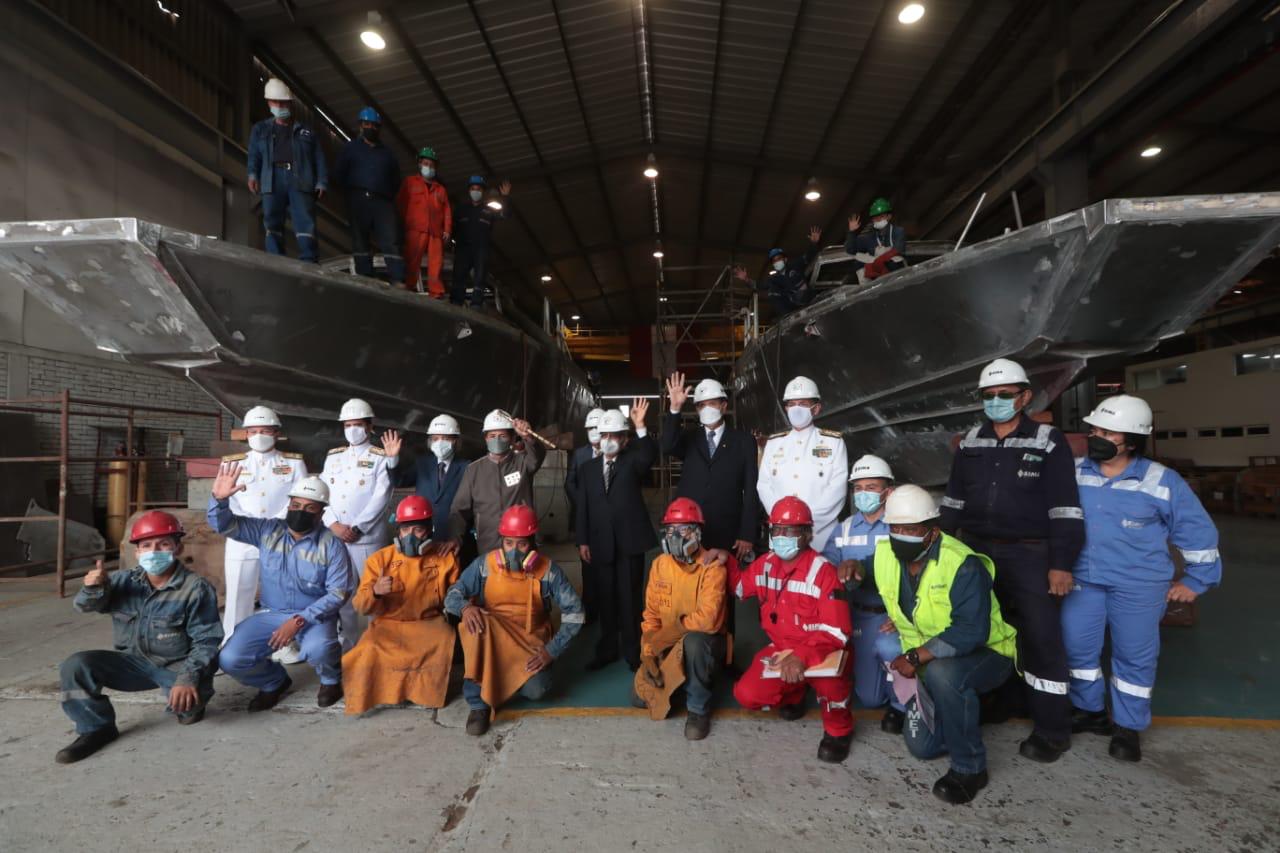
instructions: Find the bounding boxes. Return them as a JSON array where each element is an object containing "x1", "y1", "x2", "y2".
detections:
[{"x1": 1063, "y1": 394, "x2": 1222, "y2": 761}]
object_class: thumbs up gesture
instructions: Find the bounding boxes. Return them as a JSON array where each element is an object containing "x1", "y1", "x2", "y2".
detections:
[{"x1": 84, "y1": 559, "x2": 108, "y2": 587}]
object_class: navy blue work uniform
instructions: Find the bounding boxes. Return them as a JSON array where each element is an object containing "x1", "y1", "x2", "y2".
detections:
[
  {"x1": 333, "y1": 136, "x2": 405, "y2": 282},
  {"x1": 939, "y1": 415, "x2": 1084, "y2": 743},
  {"x1": 749, "y1": 244, "x2": 818, "y2": 316},
  {"x1": 247, "y1": 118, "x2": 327, "y2": 261},
  {"x1": 451, "y1": 198, "x2": 508, "y2": 306}
]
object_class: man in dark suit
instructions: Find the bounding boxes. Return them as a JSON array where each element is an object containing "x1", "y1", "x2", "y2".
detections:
[
  {"x1": 565, "y1": 407, "x2": 606, "y2": 623},
  {"x1": 576, "y1": 399, "x2": 656, "y2": 671},
  {"x1": 394, "y1": 414, "x2": 470, "y2": 543}
]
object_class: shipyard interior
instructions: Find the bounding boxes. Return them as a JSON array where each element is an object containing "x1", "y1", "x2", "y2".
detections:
[{"x1": 2, "y1": 0, "x2": 1280, "y2": 850}]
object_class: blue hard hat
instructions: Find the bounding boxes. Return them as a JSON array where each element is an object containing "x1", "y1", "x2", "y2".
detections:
[
  {"x1": 357, "y1": 107, "x2": 381, "y2": 124},
  {"x1": 767, "y1": 248, "x2": 785, "y2": 260},
  {"x1": 467, "y1": 175, "x2": 487, "y2": 187}
]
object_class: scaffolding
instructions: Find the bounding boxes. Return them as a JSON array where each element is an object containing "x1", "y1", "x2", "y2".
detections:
[{"x1": 0, "y1": 391, "x2": 225, "y2": 597}]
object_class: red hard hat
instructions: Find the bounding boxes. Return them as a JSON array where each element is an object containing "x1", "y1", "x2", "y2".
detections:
[
  {"x1": 395, "y1": 495, "x2": 433, "y2": 524},
  {"x1": 662, "y1": 497, "x2": 705, "y2": 525},
  {"x1": 498, "y1": 504, "x2": 539, "y2": 538},
  {"x1": 768, "y1": 496, "x2": 813, "y2": 526},
  {"x1": 128, "y1": 510, "x2": 185, "y2": 543}
]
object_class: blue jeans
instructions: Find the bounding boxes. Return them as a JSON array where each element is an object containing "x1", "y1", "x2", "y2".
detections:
[
  {"x1": 451, "y1": 243, "x2": 489, "y2": 306},
  {"x1": 680, "y1": 631, "x2": 725, "y2": 715},
  {"x1": 348, "y1": 189, "x2": 404, "y2": 282},
  {"x1": 60, "y1": 650, "x2": 214, "y2": 735},
  {"x1": 851, "y1": 608, "x2": 893, "y2": 708},
  {"x1": 903, "y1": 648, "x2": 1013, "y2": 775},
  {"x1": 219, "y1": 610, "x2": 341, "y2": 691},
  {"x1": 262, "y1": 165, "x2": 318, "y2": 261},
  {"x1": 875, "y1": 629, "x2": 907, "y2": 712},
  {"x1": 463, "y1": 669, "x2": 553, "y2": 712}
]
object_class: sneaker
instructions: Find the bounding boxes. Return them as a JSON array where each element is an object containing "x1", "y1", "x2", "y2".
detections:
[
  {"x1": 1109, "y1": 726, "x2": 1142, "y2": 762},
  {"x1": 816, "y1": 732, "x2": 853, "y2": 763},
  {"x1": 778, "y1": 703, "x2": 805, "y2": 721},
  {"x1": 316, "y1": 682, "x2": 343, "y2": 708},
  {"x1": 55, "y1": 725, "x2": 119, "y2": 764},
  {"x1": 465, "y1": 709, "x2": 491, "y2": 736},
  {"x1": 684, "y1": 712, "x2": 711, "y2": 741},
  {"x1": 1018, "y1": 732, "x2": 1070, "y2": 763},
  {"x1": 1071, "y1": 707, "x2": 1114, "y2": 735},
  {"x1": 880, "y1": 708, "x2": 905, "y2": 734},
  {"x1": 932, "y1": 768, "x2": 989, "y2": 804},
  {"x1": 271, "y1": 642, "x2": 304, "y2": 665},
  {"x1": 247, "y1": 676, "x2": 292, "y2": 713}
]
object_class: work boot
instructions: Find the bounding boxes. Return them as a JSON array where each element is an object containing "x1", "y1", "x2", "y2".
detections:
[
  {"x1": 1109, "y1": 727, "x2": 1142, "y2": 762},
  {"x1": 932, "y1": 768, "x2": 989, "y2": 805},
  {"x1": 55, "y1": 725, "x2": 119, "y2": 764},
  {"x1": 1018, "y1": 732, "x2": 1070, "y2": 763},
  {"x1": 465, "y1": 709, "x2": 491, "y2": 737},
  {"x1": 684, "y1": 712, "x2": 711, "y2": 741},
  {"x1": 1071, "y1": 707, "x2": 1113, "y2": 735},
  {"x1": 816, "y1": 732, "x2": 853, "y2": 764},
  {"x1": 316, "y1": 682, "x2": 343, "y2": 708},
  {"x1": 247, "y1": 676, "x2": 292, "y2": 713},
  {"x1": 176, "y1": 704, "x2": 206, "y2": 726},
  {"x1": 880, "y1": 708, "x2": 905, "y2": 734},
  {"x1": 778, "y1": 703, "x2": 805, "y2": 721}
]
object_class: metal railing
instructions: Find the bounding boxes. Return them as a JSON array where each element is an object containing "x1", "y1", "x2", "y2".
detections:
[{"x1": 0, "y1": 391, "x2": 225, "y2": 597}]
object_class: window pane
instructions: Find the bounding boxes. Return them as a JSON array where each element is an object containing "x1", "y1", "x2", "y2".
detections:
[
  {"x1": 1247, "y1": 425, "x2": 1271, "y2": 436},
  {"x1": 1162, "y1": 364, "x2": 1188, "y2": 384},
  {"x1": 1134, "y1": 369, "x2": 1160, "y2": 390},
  {"x1": 1198, "y1": 428, "x2": 1217, "y2": 438},
  {"x1": 1154, "y1": 430, "x2": 1170, "y2": 440},
  {"x1": 1221, "y1": 426, "x2": 1244, "y2": 438},
  {"x1": 1236, "y1": 348, "x2": 1276, "y2": 375},
  {"x1": 1170, "y1": 430, "x2": 1188, "y2": 439}
]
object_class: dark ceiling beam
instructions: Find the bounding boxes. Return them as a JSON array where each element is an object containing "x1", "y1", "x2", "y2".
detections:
[
  {"x1": 692, "y1": 0, "x2": 728, "y2": 291},
  {"x1": 463, "y1": 0, "x2": 621, "y2": 325},
  {"x1": 728, "y1": 0, "x2": 810, "y2": 253}
]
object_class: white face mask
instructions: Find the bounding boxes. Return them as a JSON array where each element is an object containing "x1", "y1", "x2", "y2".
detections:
[
  {"x1": 600, "y1": 438, "x2": 621, "y2": 457},
  {"x1": 469, "y1": 189, "x2": 483, "y2": 202},
  {"x1": 698, "y1": 406, "x2": 723, "y2": 427},
  {"x1": 787, "y1": 405, "x2": 814, "y2": 430},
  {"x1": 587, "y1": 428, "x2": 601, "y2": 445},
  {"x1": 344, "y1": 425, "x2": 368, "y2": 445},
  {"x1": 420, "y1": 166, "x2": 435, "y2": 180},
  {"x1": 247, "y1": 433, "x2": 275, "y2": 453},
  {"x1": 430, "y1": 439, "x2": 455, "y2": 461},
  {"x1": 873, "y1": 218, "x2": 889, "y2": 230},
  {"x1": 772, "y1": 259, "x2": 786, "y2": 272}
]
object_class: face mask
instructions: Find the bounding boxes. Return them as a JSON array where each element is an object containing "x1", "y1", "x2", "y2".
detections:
[
  {"x1": 420, "y1": 166, "x2": 436, "y2": 180},
  {"x1": 873, "y1": 218, "x2": 889, "y2": 230},
  {"x1": 270, "y1": 106, "x2": 291, "y2": 119},
  {"x1": 486, "y1": 435, "x2": 511, "y2": 456},
  {"x1": 599, "y1": 438, "x2": 621, "y2": 457},
  {"x1": 661, "y1": 530, "x2": 701, "y2": 564},
  {"x1": 587, "y1": 428, "x2": 601, "y2": 445},
  {"x1": 362, "y1": 126, "x2": 380, "y2": 142},
  {"x1": 853, "y1": 491, "x2": 883, "y2": 515},
  {"x1": 286, "y1": 508, "x2": 317, "y2": 534},
  {"x1": 469, "y1": 190, "x2": 484, "y2": 202},
  {"x1": 982, "y1": 396, "x2": 1019, "y2": 424},
  {"x1": 431, "y1": 439, "x2": 455, "y2": 461},
  {"x1": 397, "y1": 532, "x2": 429, "y2": 556},
  {"x1": 1087, "y1": 435, "x2": 1121, "y2": 462},
  {"x1": 505, "y1": 548, "x2": 538, "y2": 572},
  {"x1": 247, "y1": 433, "x2": 275, "y2": 453},
  {"x1": 787, "y1": 405, "x2": 814, "y2": 430},
  {"x1": 345, "y1": 425, "x2": 368, "y2": 445},
  {"x1": 771, "y1": 535, "x2": 801, "y2": 560},
  {"x1": 889, "y1": 532, "x2": 929, "y2": 564},
  {"x1": 139, "y1": 550, "x2": 175, "y2": 575},
  {"x1": 698, "y1": 406, "x2": 723, "y2": 427},
  {"x1": 772, "y1": 260, "x2": 786, "y2": 272}
]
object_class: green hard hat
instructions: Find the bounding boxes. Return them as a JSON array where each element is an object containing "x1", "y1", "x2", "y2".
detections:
[
  {"x1": 417, "y1": 146, "x2": 438, "y2": 161},
  {"x1": 869, "y1": 197, "x2": 892, "y2": 217}
]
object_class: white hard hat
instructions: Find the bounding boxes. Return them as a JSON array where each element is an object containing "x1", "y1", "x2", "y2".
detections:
[
  {"x1": 242, "y1": 406, "x2": 282, "y2": 428},
  {"x1": 598, "y1": 409, "x2": 628, "y2": 433},
  {"x1": 1083, "y1": 394, "x2": 1153, "y2": 435},
  {"x1": 338, "y1": 398, "x2": 375, "y2": 421},
  {"x1": 584, "y1": 408, "x2": 606, "y2": 429},
  {"x1": 783, "y1": 375, "x2": 821, "y2": 401},
  {"x1": 288, "y1": 476, "x2": 330, "y2": 505},
  {"x1": 883, "y1": 485, "x2": 940, "y2": 525},
  {"x1": 427, "y1": 414, "x2": 461, "y2": 436},
  {"x1": 693, "y1": 379, "x2": 728, "y2": 403},
  {"x1": 482, "y1": 409, "x2": 515, "y2": 432},
  {"x1": 978, "y1": 358, "x2": 1029, "y2": 389},
  {"x1": 264, "y1": 78, "x2": 292, "y2": 100},
  {"x1": 849, "y1": 454, "x2": 894, "y2": 483}
]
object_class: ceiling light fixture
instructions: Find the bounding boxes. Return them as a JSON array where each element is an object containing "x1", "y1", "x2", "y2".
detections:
[
  {"x1": 898, "y1": 3, "x2": 925, "y2": 24},
  {"x1": 540, "y1": 274, "x2": 553, "y2": 282},
  {"x1": 643, "y1": 153, "x2": 659, "y2": 179},
  {"x1": 571, "y1": 314, "x2": 581, "y2": 321},
  {"x1": 804, "y1": 177, "x2": 821, "y2": 201},
  {"x1": 1140, "y1": 145, "x2": 1162, "y2": 158},
  {"x1": 487, "y1": 198, "x2": 504, "y2": 211},
  {"x1": 653, "y1": 248, "x2": 665, "y2": 259},
  {"x1": 361, "y1": 12, "x2": 386, "y2": 50}
]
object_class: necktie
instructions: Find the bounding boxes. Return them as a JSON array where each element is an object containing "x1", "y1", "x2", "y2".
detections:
[
  {"x1": 438, "y1": 462, "x2": 446, "y2": 486},
  {"x1": 604, "y1": 459, "x2": 616, "y2": 492},
  {"x1": 707, "y1": 429, "x2": 717, "y2": 457}
]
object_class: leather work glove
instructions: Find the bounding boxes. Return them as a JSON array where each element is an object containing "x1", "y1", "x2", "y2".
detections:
[{"x1": 641, "y1": 655, "x2": 663, "y2": 688}]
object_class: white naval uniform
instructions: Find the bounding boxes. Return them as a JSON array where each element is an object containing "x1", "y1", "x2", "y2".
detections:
[
  {"x1": 321, "y1": 442, "x2": 397, "y2": 650},
  {"x1": 755, "y1": 426, "x2": 848, "y2": 551},
  {"x1": 221, "y1": 449, "x2": 307, "y2": 640}
]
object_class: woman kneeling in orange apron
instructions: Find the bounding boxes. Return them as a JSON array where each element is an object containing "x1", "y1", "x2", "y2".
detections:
[
  {"x1": 342, "y1": 496, "x2": 461, "y2": 715},
  {"x1": 443, "y1": 504, "x2": 585, "y2": 735}
]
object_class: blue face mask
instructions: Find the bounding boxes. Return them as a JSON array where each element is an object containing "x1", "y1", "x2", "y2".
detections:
[
  {"x1": 269, "y1": 106, "x2": 291, "y2": 119},
  {"x1": 853, "y1": 491, "x2": 883, "y2": 514},
  {"x1": 983, "y1": 396, "x2": 1019, "y2": 424},
  {"x1": 770, "y1": 535, "x2": 801, "y2": 561},
  {"x1": 139, "y1": 550, "x2": 175, "y2": 575}
]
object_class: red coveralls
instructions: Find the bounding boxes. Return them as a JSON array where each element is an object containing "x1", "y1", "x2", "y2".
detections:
[
  {"x1": 396, "y1": 176, "x2": 452, "y2": 296},
  {"x1": 732, "y1": 549, "x2": 853, "y2": 736}
]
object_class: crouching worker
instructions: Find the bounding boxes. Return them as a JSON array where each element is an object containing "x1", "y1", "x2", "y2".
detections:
[
  {"x1": 863, "y1": 485, "x2": 1017, "y2": 805},
  {"x1": 732, "y1": 496, "x2": 854, "y2": 764},
  {"x1": 209, "y1": 464, "x2": 353, "y2": 711},
  {"x1": 444, "y1": 504, "x2": 584, "y2": 735},
  {"x1": 634, "y1": 498, "x2": 731, "y2": 741},
  {"x1": 342, "y1": 496, "x2": 461, "y2": 715},
  {"x1": 56, "y1": 512, "x2": 222, "y2": 763}
]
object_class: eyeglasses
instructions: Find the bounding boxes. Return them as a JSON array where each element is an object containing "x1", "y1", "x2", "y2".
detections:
[
  {"x1": 980, "y1": 390, "x2": 1022, "y2": 401},
  {"x1": 665, "y1": 525, "x2": 699, "y2": 537}
]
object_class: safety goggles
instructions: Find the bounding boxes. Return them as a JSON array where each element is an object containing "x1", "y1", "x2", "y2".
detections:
[{"x1": 980, "y1": 390, "x2": 1022, "y2": 401}]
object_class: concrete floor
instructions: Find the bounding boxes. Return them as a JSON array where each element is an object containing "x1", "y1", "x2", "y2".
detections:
[{"x1": 2, "y1": 519, "x2": 1279, "y2": 851}]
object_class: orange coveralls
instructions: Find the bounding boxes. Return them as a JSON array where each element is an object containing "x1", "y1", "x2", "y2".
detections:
[{"x1": 396, "y1": 175, "x2": 452, "y2": 295}]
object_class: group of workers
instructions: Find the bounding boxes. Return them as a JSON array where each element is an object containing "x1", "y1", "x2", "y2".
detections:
[
  {"x1": 248, "y1": 79, "x2": 508, "y2": 306},
  {"x1": 54, "y1": 357, "x2": 1220, "y2": 807}
]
